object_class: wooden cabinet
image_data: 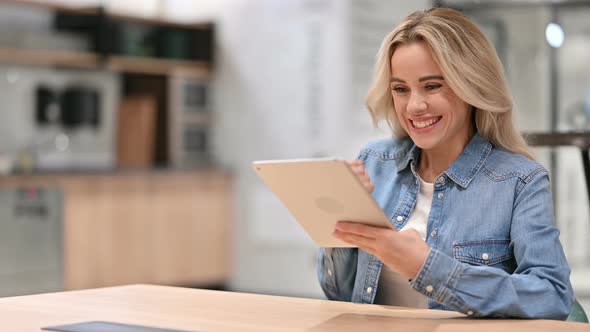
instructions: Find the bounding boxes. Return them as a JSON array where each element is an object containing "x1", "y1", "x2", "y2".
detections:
[{"x1": 0, "y1": 170, "x2": 231, "y2": 290}]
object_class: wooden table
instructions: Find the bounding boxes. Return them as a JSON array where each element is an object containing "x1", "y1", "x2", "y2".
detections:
[{"x1": 0, "y1": 285, "x2": 587, "y2": 331}]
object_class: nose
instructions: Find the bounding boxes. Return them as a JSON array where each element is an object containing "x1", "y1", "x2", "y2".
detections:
[{"x1": 407, "y1": 92, "x2": 428, "y2": 114}]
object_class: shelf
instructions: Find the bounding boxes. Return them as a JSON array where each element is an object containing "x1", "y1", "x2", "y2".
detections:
[
  {"x1": 108, "y1": 12, "x2": 211, "y2": 30},
  {"x1": 0, "y1": 167, "x2": 228, "y2": 182},
  {"x1": 107, "y1": 55, "x2": 210, "y2": 78},
  {"x1": 0, "y1": 47, "x2": 100, "y2": 69},
  {"x1": 0, "y1": 48, "x2": 211, "y2": 77},
  {"x1": 525, "y1": 131, "x2": 590, "y2": 149}
]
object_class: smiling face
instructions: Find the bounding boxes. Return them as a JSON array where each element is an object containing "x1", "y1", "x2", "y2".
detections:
[{"x1": 390, "y1": 41, "x2": 473, "y2": 152}]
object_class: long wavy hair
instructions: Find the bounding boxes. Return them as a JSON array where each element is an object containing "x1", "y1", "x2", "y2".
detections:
[{"x1": 365, "y1": 7, "x2": 534, "y2": 159}]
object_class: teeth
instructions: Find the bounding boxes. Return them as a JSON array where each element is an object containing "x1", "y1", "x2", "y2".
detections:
[{"x1": 413, "y1": 117, "x2": 440, "y2": 129}]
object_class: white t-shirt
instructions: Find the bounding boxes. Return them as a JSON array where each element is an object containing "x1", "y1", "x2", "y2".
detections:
[{"x1": 373, "y1": 175, "x2": 433, "y2": 308}]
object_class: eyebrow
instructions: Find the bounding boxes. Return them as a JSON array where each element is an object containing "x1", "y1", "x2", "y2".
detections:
[{"x1": 390, "y1": 75, "x2": 445, "y2": 83}]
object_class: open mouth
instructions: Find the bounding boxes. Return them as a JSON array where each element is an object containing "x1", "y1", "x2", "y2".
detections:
[{"x1": 411, "y1": 116, "x2": 442, "y2": 129}]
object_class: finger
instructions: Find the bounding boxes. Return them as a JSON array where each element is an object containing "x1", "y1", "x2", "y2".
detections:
[
  {"x1": 355, "y1": 171, "x2": 371, "y2": 182},
  {"x1": 361, "y1": 181, "x2": 373, "y2": 190},
  {"x1": 360, "y1": 175, "x2": 371, "y2": 184},
  {"x1": 360, "y1": 180, "x2": 374, "y2": 192},
  {"x1": 350, "y1": 165, "x2": 366, "y2": 175},
  {"x1": 358, "y1": 176, "x2": 370, "y2": 184},
  {"x1": 346, "y1": 160, "x2": 363, "y2": 170},
  {"x1": 334, "y1": 230, "x2": 376, "y2": 252},
  {"x1": 350, "y1": 168, "x2": 373, "y2": 192},
  {"x1": 346, "y1": 161, "x2": 365, "y2": 171},
  {"x1": 346, "y1": 159, "x2": 363, "y2": 166},
  {"x1": 335, "y1": 221, "x2": 382, "y2": 239},
  {"x1": 353, "y1": 171, "x2": 367, "y2": 179}
]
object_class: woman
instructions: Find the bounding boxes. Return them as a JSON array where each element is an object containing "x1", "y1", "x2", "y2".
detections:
[{"x1": 317, "y1": 7, "x2": 574, "y2": 319}]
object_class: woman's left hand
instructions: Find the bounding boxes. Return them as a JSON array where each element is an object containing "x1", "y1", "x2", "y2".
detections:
[{"x1": 333, "y1": 221, "x2": 430, "y2": 279}]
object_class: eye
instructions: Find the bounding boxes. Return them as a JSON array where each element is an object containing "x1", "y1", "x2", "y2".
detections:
[
  {"x1": 425, "y1": 83, "x2": 442, "y2": 91},
  {"x1": 392, "y1": 86, "x2": 408, "y2": 94}
]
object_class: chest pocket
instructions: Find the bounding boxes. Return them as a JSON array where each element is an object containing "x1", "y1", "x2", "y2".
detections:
[{"x1": 453, "y1": 239, "x2": 515, "y2": 272}]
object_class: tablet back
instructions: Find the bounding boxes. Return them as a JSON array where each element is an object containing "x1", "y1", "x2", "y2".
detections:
[{"x1": 253, "y1": 158, "x2": 394, "y2": 247}]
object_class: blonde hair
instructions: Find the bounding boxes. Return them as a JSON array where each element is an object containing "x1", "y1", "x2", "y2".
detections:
[{"x1": 365, "y1": 7, "x2": 534, "y2": 160}]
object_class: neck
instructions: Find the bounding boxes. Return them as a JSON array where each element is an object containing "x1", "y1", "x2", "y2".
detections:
[{"x1": 418, "y1": 131, "x2": 475, "y2": 183}]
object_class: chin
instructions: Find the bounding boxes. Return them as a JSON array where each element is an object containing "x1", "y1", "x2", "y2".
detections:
[{"x1": 409, "y1": 135, "x2": 441, "y2": 150}]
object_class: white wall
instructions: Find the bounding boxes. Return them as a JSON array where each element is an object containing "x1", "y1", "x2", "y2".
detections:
[{"x1": 211, "y1": 0, "x2": 429, "y2": 297}]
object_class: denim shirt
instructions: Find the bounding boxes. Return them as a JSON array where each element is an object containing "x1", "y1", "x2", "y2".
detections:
[{"x1": 317, "y1": 133, "x2": 574, "y2": 319}]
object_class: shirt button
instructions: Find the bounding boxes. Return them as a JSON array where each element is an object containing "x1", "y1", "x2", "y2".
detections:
[
  {"x1": 437, "y1": 192, "x2": 444, "y2": 199},
  {"x1": 482, "y1": 253, "x2": 489, "y2": 261},
  {"x1": 430, "y1": 230, "x2": 437, "y2": 237},
  {"x1": 396, "y1": 215, "x2": 403, "y2": 222},
  {"x1": 467, "y1": 310, "x2": 474, "y2": 316},
  {"x1": 438, "y1": 177, "x2": 445, "y2": 184},
  {"x1": 425, "y1": 285, "x2": 434, "y2": 293},
  {"x1": 366, "y1": 287, "x2": 372, "y2": 294},
  {"x1": 327, "y1": 269, "x2": 332, "y2": 276}
]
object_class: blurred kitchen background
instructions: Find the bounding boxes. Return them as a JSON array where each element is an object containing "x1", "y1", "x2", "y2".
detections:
[{"x1": 0, "y1": 0, "x2": 588, "y2": 313}]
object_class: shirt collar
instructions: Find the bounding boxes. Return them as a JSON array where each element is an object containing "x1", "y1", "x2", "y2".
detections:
[{"x1": 396, "y1": 133, "x2": 492, "y2": 189}]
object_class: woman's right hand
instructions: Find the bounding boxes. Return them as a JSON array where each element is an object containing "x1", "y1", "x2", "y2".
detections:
[{"x1": 346, "y1": 160, "x2": 374, "y2": 193}]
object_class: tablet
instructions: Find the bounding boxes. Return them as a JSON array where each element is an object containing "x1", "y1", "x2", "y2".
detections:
[
  {"x1": 42, "y1": 320, "x2": 192, "y2": 332},
  {"x1": 252, "y1": 158, "x2": 394, "y2": 247}
]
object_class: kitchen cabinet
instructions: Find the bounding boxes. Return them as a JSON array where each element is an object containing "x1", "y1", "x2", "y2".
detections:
[{"x1": 0, "y1": 170, "x2": 231, "y2": 291}]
